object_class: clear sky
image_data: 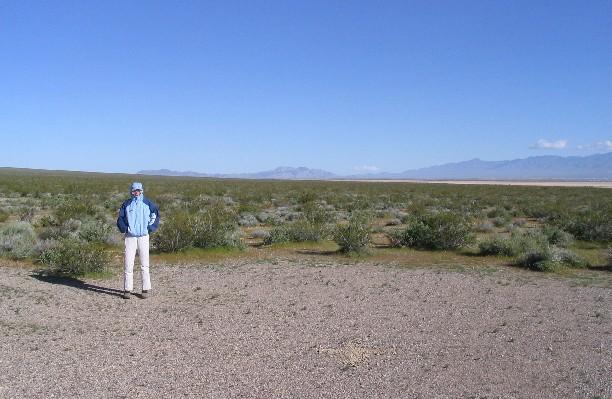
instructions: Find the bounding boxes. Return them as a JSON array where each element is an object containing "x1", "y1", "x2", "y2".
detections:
[{"x1": 1, "y1": 1, "x2": 611, "y2": 174}]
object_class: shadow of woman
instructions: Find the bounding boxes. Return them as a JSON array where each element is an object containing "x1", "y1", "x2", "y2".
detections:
[{"x1": 30, "y1": 273, "x2": 125, "y2": 298}]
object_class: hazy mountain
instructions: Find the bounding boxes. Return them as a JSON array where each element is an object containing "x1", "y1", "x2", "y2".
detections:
[
  {"x1": 139, "y1": 152, "x2": 612, "y2": 180},
  {"x1": 385, "y1": 153, "x2": 612, "y2": 180},
  {"x1": 137, "y1": 168, "x2": 211, "y2": 178},
  {"x1": 138, "y1": 166, "x2": 338, "y2": 180}
]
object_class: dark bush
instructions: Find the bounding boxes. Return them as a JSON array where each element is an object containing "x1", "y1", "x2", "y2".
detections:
[
  {"x1": 152, "y1": 204, "x2": 242, "y2": 252},
  {"x1": 478, "y1": 236, "x2": 518, "y2": 257},
  {"x1": 492, "y1": 216, "x2": 508, "y2": 228},
  {"x1": 79, "y1": 218, "x2": 119, "y2": 245},
  {"x1": 297, "y1": 191, "x2": 318, "y2": 204},
  {"x1": 191, "y1": 203, "x2": 241, "y2": 248},
  {"x1": 263, "y1": 203, "x2": 333, "y2": 245},
  {"x1": 38, "y1": 218, "x2": 82, "y2": 242},
  {"x1": 55, "y1": 198, "x2": 98, "y2": 224},
  {"x1": 479, "y1": 229, "x2": 549, "y2": 257},
  {"x1": 263, "y1": 225, "x2": 292, "y2": 245},
  {"x1": 36, "y1": 215, "x2": 58, "y2": 227},
  {"x1": 558, "y1": 211, "x2": 612, "y2": 242},
  {"x1": 263, "y1": 220, "x2": 330, "y2": 245},
  {"x1": 296, "y1": 219, "x2": 332, "y2": 241},
  {"x1": 542, "y1": 225, "x2": 574, "y2": 247},
  {"x1": 487, "y1": 207, "x2": 509, "y2": 219},
  {"x1": 18, "y1": 207, "x2": 36, "y2": 223},
  {"x1": 511, "y1": 239, "x2": 589, "y2": 271},
  {"x1": 392, "y1": 212, "x2": 474, "y2": 250},
  {"x1": 151, "y1": 210, "x2": 194, "y2": 252},
  {"x1": 516, "y1": 247, "x2": 555, "y2": 271},
  {"x1": 333, "y1": 212, "x2": 371, "y2": 253},
  {"x1": 39, "y1": 239, "x2": 110, "y2": 276},
  {"x1": 301, "y1": 202, "x2": 333, "y2": 225}
]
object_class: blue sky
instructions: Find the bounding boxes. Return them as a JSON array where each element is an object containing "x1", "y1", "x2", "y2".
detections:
[{"x1": 1, "y1": 1, "x2": 611, "y2": 174}]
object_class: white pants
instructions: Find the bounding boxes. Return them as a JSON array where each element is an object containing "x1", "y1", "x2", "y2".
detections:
[{"x1": 124, "y1": 235, "x2": 151, "y2": 292}]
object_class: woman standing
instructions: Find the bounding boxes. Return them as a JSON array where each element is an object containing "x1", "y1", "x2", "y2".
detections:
[{"x1": 116, "y1": 182, "x2": 160, "y2": 299}]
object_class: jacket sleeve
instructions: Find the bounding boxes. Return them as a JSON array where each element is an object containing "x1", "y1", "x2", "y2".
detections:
[
  {"x1": 146, "y1": 199, "x2": 160, "y2": 233},
  {"x1": 116, "y1": 202, "x2": 128, "y2": 233}
]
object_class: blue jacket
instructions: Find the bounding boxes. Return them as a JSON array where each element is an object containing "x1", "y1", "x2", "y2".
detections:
[{"x1": 117, "y1": 195, "x2": 160, "y2": 237}]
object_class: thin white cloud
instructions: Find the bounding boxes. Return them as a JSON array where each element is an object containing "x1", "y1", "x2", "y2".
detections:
[
  {"x1": 577, "y1": 140, "x2": 612, "y2": 150},
  {"x1": 354, "y1": 165, "x2": 380, "y2": 172},
  {"x1": 530, "y1": 139, "x2": 568, "y2": 150}
]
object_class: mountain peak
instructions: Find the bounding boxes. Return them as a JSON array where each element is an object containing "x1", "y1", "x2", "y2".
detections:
[{"x1": 138, "y1": 152, "x2": 612, "y2": 181}]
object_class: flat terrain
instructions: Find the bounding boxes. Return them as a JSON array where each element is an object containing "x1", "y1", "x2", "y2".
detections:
[
  {"x1": 338, "y1": 179, "x2": 612, "y2": 188},
  {"x1": 1, "y1": 259, "x2": 610, "y2": 398}
]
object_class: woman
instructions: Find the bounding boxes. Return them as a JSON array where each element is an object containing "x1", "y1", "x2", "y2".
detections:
[{"x1": 116, "y1": 182, "x2": 160, "y2": 299}]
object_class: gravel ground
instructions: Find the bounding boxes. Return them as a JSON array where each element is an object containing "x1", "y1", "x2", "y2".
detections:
[{"x1": 0, "y1": 259, "x2": 610, "y2": 399}]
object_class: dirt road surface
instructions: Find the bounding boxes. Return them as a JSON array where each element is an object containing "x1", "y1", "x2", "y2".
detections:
[{"x1": 1, "y1": 260, "x2": 610, "y2": 398}]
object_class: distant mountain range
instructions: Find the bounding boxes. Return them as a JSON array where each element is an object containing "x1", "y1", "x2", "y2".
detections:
[
  {"x1": 138, "y1": 152, "x2": 612, "y2": 181},
  {"x1": 139, "y1": 166, "x2": 337, "y2": 180}
]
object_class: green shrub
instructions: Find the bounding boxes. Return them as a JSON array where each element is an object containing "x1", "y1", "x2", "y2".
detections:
[
  {"x1": 549, "y1": 247, "x2": 588, "y2": 268},
  {"x1": 152, "y1": 204, "x2": 242, "y2": 252},
  {"x1": 393, "y1": 212, "x2": 474, "y2": 250},
  {"x1": 556, "y1": 211, "x2": 612, "y2": 242},
  {"x1": 33, "y1": 238, "x2": 58, "y2": 257},
  {"x1": 492, "y1": 216, "x2": 508, "y2": 228},
  {"x1": 0, "y1": 209, "x2": 8, "y2": 223},
  {"x1": 516, "y1": 247, "x2": 555, "y2": 271},
  {"x1": 39, "y1": 218, "x2": 84, "y2": 242},
  {"x1": 607, "y1": 248, "x2": 612, "y2": 267},
  {"x1": 39, "y1": 239, "x2": 110, "y2": 276},
  {"x1": 237, "y1": 201, "x2": 262, "y2": 215},
  {"x1": 288, "y1": 220, "x2": 330, "y2": 242},
  {"x1": 387, "y1": 227, "x2": 405, "y2": 248},
  {"x1": 18, "y1": 207, "x2": 36, "y2": 223},
  {"x1": 542, "y1": 225, "x2": 574, "y2": 247},
  {"x1": 479, "y1": 229, "x2": 549, "y2": 257},
  {"x1": 54, "y1": 198, "x2": 98, "y2": 223},
  {"x1": 36, "y1": 214, "x2": 58, "y2": 227},
  {"x1": 263, "y1": 221, "x2": 330, "y2": 245},
  {"x1": 256, "y1": 211, "x2": 282, "y2": 226},
  {"x1": 0, "y1": 222, "x2": 37, "y2": 259},
  {"x1": 263, "y1": 203, "x2": 333, "y2": 245},
  {"x1": 191, "y1": 203, "x2": 241, "y2": 248},
  {"x1": 478, "y1": 236, "x2": 518, "y2": 256},
  {"x1": 151, "y1": 210, "x2": 194, "y2": 252},
  {"x1": 515, "y1": 244, "x2": 588, "y2": 272},
  {"x1": 301, "y1": 202, "x2": 333, "y2": 224},
  {"x1": 474, "y1": 221, "x2": 494, "y2": 233},
  {"x1": 333, "y1": 212, "x2": 371, "y2": 253},
  {"x1": 79, "y1": 218, "x2": 118, "y2": 245},
  {"x1": 263, "y1": 225, "x2": 292, "y2": 245},
  {"x1": 487, "y1": 207, "x2": 509, "y2": 219},
  {"x1": 297, "y1": 191, "x2": 318, "y2": 204}
]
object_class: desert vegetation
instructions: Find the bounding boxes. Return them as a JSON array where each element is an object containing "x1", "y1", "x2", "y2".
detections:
[{"x1": 0, "y1": 168, "x2": 610, "y2": 276}]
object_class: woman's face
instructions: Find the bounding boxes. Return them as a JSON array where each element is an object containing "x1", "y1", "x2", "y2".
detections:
[{"x1": 132, "y1": 190, "x2": 142, "y2": 197}]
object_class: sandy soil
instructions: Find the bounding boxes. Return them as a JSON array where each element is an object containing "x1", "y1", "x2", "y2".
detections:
[{"x1": 0, "y1": 260, "x2": 610, "y2": 398}]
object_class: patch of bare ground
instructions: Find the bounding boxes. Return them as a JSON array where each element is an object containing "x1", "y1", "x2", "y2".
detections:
[{"x1": 0, "y1": 259, "x2": 610, "y2": 398}]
